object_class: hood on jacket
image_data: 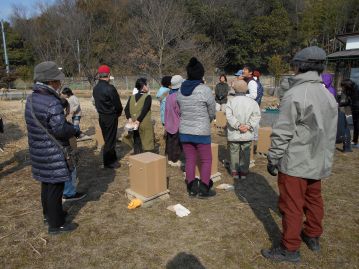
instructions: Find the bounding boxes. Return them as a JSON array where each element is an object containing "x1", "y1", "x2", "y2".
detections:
[
  {"x1": 180, "y1": 80, "x2": 202, "y2": 96},
  {"x1": 321, "y1": 73, "x2": 333, "y2": 88},
  {"x1": 290, "y1": 71, "x2": 322, "y2": 88}
]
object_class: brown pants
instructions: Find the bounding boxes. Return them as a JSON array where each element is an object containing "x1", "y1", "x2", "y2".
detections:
[{"x1": 278, "y1": 172, "x2": 324, "y2": 251}]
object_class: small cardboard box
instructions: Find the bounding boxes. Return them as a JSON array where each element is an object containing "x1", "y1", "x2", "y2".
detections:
[
  {"x1": 257, "y1": 127, "x2": 272, "y2": 154},
  {"x1": 215, "y1": 111, "x2": 227, "y2": 128},
  {"x1": 95, "y1": 124, "x2": 105, "y2": 148},
  {"x1": 195, "y1": 143, "x2": 219, "y2": 177},
  {"x1": 128, "y1": 152, "x2": 167, "y2": 197}
]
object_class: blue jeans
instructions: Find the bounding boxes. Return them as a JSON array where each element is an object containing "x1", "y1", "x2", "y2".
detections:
[
  {"x1": 63, "y1": 167, "x2": 77, "y2": 197},
  {"x1": 72, "y1": 116, "x2": 81, "y2": 132}
]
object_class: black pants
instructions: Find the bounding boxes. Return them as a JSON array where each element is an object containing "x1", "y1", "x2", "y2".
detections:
[
  {"x1": 133, "y1": 130, "x2": 143, "y2": 155},
  {"x1": 41, "y1": 182, "x2": 65, "y2": 228},
  {"x1": 165, "y1": 132, "x2": 182, "y2": 162},
  {"x1": 352, "y1": 111, "x2": 359, "y2": 144},
  {"x1": 99, "y1": 114, "x2": 118, "y2": 166}
]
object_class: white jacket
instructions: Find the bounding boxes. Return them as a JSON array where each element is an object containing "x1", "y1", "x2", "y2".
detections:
[{"x1": 225, "y1": 94, "x2": 261, "y2": 141}]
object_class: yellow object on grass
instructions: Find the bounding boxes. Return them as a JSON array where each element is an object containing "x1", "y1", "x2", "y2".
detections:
[{"x1": 127, "y1": 198, "x2": 143, "y2": 209}]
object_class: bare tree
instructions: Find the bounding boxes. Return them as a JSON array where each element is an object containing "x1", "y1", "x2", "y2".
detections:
[{"x1": 126, "y1": 0, "x2": 196, "y2": 80}]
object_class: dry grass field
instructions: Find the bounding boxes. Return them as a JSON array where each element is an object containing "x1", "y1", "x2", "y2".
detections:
[{"x1": 0, "y1": 94, "x2": 358, "y2": 269}]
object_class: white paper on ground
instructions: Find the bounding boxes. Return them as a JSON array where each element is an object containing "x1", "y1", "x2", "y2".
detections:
[
  {"x1": 216, "y1": 183, "x2": 234, "y2": 190},
  {"x1": 167, "y1": 204, "x2": 191, "y2": 217}
]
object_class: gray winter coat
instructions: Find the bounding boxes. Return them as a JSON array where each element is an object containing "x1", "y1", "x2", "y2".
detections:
[
  {"x1": 177, "y1": 84, "x2": 216, "y2": 136},
  {"x1": 268, "y1": 71, "x2": 338, "y2": 180}
]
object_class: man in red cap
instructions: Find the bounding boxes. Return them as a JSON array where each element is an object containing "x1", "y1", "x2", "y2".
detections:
[{"x1": 93, "y1": 65, "x2": 123, "y2": 168}]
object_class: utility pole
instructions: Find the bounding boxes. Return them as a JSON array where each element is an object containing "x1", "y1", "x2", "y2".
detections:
[
  {"x1": 77, "y1": 39, "x2": 81, "y2": 76},
  {"x1": 1, "y1": 20, "x2": 10, "y2": 74}
]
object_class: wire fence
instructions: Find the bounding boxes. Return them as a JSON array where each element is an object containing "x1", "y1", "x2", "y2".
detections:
[{"x1": 2, "y1": 74, "x2": 276, "y2": 100}]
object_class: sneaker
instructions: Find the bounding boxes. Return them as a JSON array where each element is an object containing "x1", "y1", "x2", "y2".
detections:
[
  {"x1": 231, "y1": 170, "x2": 239, "y2": 179},
  {"x1": 48, "y1": 222, "x2": 78, "y2": 235},
  {"x1": 186, "y1": 178, "x2": 199, "y2": 197},
  {"x1": 62, "y1": 192, "x2": 87, "y2": 202},
  {"x1": 301, "y1": 231, "x2": 320, "y2": 252},
  {"x1": 198, "y1": 181, "x2": 216, "y2": 199},
  {"x1": 261, "y1": 246, "x2": 300, "y2": 263}
]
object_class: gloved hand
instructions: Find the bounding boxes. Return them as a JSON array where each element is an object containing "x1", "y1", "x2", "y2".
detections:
[{"x1": 267, "y1": 159, "x2": 278, "y2": 176}]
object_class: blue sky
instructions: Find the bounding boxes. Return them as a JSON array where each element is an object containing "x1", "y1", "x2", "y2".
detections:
[{"x1": 0, "y1": 0, "x2": 55, "y2": 21}]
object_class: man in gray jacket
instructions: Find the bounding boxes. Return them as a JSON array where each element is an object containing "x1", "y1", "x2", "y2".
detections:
[{"x1": 261, "y1": 46, "x2": 338, "y2": 263}]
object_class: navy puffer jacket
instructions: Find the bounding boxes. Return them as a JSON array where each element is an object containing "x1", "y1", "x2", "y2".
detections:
[{"x1": 25, "y1": 83, "x2": 77, "y2": 183}]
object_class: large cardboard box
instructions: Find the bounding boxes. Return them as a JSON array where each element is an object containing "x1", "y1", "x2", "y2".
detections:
[
  {"x1": 95, "y1": 124, "x2": 105, "y2": 148},
  {"x1": 195, "y1": 143, "x2": 219, "y2": 177},
  {"x1": 257, "y1": 127, "x2": 272, "y2": 154},
  {"x1": 215, "y1": 111, "x2": 227, "y2": 128},
  {"x1": 128, "y1": 152, "x2": 167, "y2": 197}
]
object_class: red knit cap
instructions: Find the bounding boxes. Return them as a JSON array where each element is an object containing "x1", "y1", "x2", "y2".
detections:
[
  {"x1": 253, "y1": 70, "x2": 261, "y2": 77},
  {"x1": 98, "y1": 65, "x2": 110, "y2": 74}
]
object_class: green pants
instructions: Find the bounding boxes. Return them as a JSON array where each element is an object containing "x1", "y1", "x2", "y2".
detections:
[{"x1": 228, "y1": 141, "x2": 251, "y2": 173}]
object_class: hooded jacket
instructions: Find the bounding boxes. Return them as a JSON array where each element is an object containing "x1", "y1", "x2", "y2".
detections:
[
  {"x1": 321, "y1": 73, "x2": 336, "y2": 97},
  {"x1": 176, "y1": 81, "x2": 216, "y2": 137},
  {"x1": 25, "y1": 83, "x2": 77, "y2": 183},
  {"x1": 268, "y1": 71, "x2": 338, "y2": 180}
]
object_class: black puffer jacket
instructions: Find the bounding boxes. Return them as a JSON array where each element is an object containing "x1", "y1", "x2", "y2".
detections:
[
  {"x1": 93, "y1": 80, "x2": 123, "y2": 116},
  {"x1": 25, "y1": 83, "x2": 77, "y2": 183}
]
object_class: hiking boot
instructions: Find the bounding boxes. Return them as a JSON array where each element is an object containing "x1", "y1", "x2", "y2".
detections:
[
  {"x1": 186, "y1": 178, "x2": 199, "y2": 197},
  {"x1": 301, "y1": 231, "x2": 320, "y2": 252},
  {"x1": 62, "y1": 192, "x2": 87, "y2": 202},
  {"x1": 261, "y1": 246, "x2": 300, "y2": 263},
  {"x1": 48, "y1": 222, "x2": 78, "y2": 235},
  {"x1": 104, "y1": 162, "x2": 121, "y2": 169},
  {"x1": 198, "y1": 180, "x2": 216, "y2": 199}
]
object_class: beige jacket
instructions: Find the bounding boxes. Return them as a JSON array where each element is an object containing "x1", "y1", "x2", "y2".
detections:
[
  {"x1": 226, "y1": 94, "x2": 261, "y2": 141},
  {"x1": 268, "y1": 71, "x2": 338, "y2": 180}
]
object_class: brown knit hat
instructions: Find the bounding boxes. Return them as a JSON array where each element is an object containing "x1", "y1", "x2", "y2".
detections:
[{"x1": 232, "y1": 80, "x2": 248, "y2": 93}]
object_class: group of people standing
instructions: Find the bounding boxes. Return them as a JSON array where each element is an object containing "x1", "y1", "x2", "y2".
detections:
[{"x1": 24, "y1": 45, "x2": 358, "y2": 265}]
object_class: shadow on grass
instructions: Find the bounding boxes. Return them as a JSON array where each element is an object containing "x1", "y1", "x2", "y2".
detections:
[
  {"x1": 166, "y1": 252, "x2": 206, "y2": 269},
  {"x1": 234, "y1": 172, "x2": 281, "y2": 246},
  {"x1": 0, "y1": 149, "x2": 30, "y2": 178},
  {"x1": 64, "y1": 140, "x2": 131, "y2": 223}
]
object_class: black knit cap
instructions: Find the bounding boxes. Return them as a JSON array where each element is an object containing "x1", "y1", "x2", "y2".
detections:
[
  {"x1": 186, "y1": 57, "x2": 205, "y2": 80},
  {"x1": 161, "y1": 76, "x2": 172, "y2": 88}
]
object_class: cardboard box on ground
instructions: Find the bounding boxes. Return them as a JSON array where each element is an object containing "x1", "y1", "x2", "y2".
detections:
[
  {"x1": 195, "y1": 143, "x2": 218, "y2": 177},
  {"x1": 257, "y1": 127, "x2": 272, "y2": 154},
  {"x1": 128, "y1": 152, "x2": 167, "y2": 197}
]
